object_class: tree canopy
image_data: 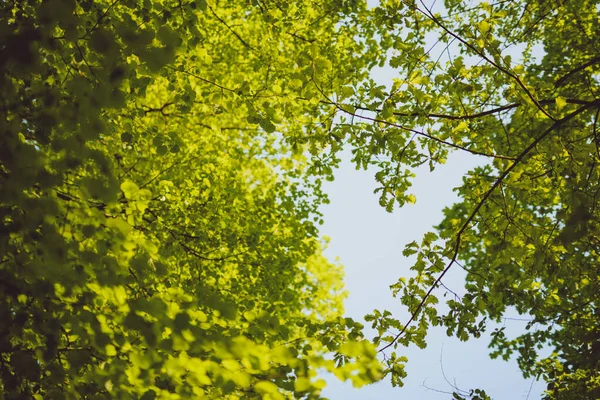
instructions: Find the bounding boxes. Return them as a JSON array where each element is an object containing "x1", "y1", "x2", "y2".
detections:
[
  {"x1": 1, "y1": 0, "x2": 599, "y2": 399},
  {"x1": 347, "y1": 1, "x2": 600, "y2": 399},
  {"x1": 1, "y1": 1, "x2": 383, "y2": 398}
]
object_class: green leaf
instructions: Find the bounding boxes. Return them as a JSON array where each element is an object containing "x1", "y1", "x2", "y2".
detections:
[
  {"x1": 121, "y1": 132, "x2": 133, "y2": 143},
  {"x1": 120, "y1": 180, "x2": 139, "y2": 199},
  {"x1": 105, "y1": 344, "x2": 117, "y2": 356},
  {"x1": 140, "y1": 390, "x2": 157, "y2": 400},
  {"x1": 259, "y1": 119, "x2": 276, "y2": 133},
  {"x1": 254, "y1": 380, "x2": 279, "y2": 394},
  {"x1": 294, "y1": 377, "x2": 311, "y2": 392}
]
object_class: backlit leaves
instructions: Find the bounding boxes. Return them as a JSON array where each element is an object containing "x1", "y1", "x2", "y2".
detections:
[
  {"x1": 357, "y1": 1, "x2": 600, "y2": 398},
  {"x1": 0, "y1": 0, "x2": 382, "y2": 398},
  {"x1": 3, "y1": 0, "x2": 597, "y2": 398}
]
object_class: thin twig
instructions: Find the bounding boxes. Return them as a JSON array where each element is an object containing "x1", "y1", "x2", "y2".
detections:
[
  {"x1": 207, "y1": 2, "x2": 255, "y2": 51},
  {"x1": 555, "y1": 56, "x2": 600, "y2": 88},
  {"x1": 415, "y1": 0, "x2": 556, "y2": 121},
  {"x1": 378, "y1": 102, "x2": 596, "y2": 353},
  {"x1": 79, "y1": 0, "x2": 120, "y2": 40},
  {"x1": 340, "y1": 108, "x2": 516, "y2": 160},
  {"x1": 169, "y1": 66, "x2": 236, "y2": 93}
]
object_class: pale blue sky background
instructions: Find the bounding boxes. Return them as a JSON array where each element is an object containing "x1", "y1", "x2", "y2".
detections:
[
  {"x1": 317, "y1": 1, "x2": 548, "y2": 395},
  {"x1": 319, "y1": 150, "x2": 546, "y2": 399}
]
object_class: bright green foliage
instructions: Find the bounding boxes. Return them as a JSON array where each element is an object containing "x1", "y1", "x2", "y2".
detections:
[
  {"x1": 3, "y1": 0, "x2": 599, "y2": 398},
  {"x1": 0, "y1": 0, "x2": 383, "y2": 398},
  {"x1": 321, "y1": 1, "x2": 599, "y2": 399}
]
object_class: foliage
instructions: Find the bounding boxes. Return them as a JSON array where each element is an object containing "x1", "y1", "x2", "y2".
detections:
[
  {"x1": 318, "y1": 0, "x2": 599, "y2": 398},
  {"x1": 2, "y1": 0, "x2": 599, "y2": 398},
  {"x1": 0, "y1": 0, "x2": 383, "y2": 398}
]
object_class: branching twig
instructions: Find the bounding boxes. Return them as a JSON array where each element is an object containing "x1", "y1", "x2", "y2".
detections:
[
  {"x1": 414, "y1": 0, "x2": 556, "y2": 121},
  {"x1": 79, "y1": 0, "x2": 120, "y2": 40},
  {"x1": 378, "y1": 102, "x2": 596, "y2": 353},
  {"x1": 555, "y1": 55, "x2": 600, "y2": 88},
  {"x1": 169, "y1": 66, "x2": 236, "y2": 93},
  {"x1": 143, "y1": 102, "x2": 175, "y2": 116},
  {"x1": 346, "y1": 98, "x2": 594, "y2": 121},
  {"x1": 310, "y1": 77, "x2": 516, "y2": 160},
  {"x1": 207, "y1": 2, "x2": 255, "y2": 51},
  {"x1": 338, "y1": 107, "x2": 516, "y2": 160}
]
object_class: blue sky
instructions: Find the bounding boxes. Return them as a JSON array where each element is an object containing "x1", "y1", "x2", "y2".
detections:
[
  {"x1": 314, "y1": 2, "x2": 551, "y2": 396},
  {"x1": 318, "y1": 150, "x2": 546, "y2": 399}
]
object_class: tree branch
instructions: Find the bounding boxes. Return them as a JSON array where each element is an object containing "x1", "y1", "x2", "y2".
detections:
[
  {"x1": 79, "y1": 0, "x2": 120, "y2": 40},
  {"x1": 337, "y1": 107, "x2": 517, "y2": 160},
  {"x1": 332, "y1": 98, "x2": 595, "y2": 122},
  {"x1": 207, "y1": 3, "x2": 255, "y2": 51},
  {"x1": 555, "y1": 55, "x2": 600, "y2": 88},
  {"x1": 378, "y1": 101, "x2": 597, "y2": 353},
  {"x1": 169, "y1": 66, "x2": 236, "y2": 93},
  {"x1": 142, "y1": 102, "x2": 175, "y2": 116},
  {"x1": 414, "y1": 0, "x2": 556, "y2": 121}
]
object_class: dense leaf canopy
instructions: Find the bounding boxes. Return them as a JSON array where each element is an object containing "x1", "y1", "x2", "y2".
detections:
[
  {"x1": 0, "y1": 0, "x2": 382, "y2": 398},
  {"x1": 1, "y1": 0, "x2": 599, "y2": 399}
]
